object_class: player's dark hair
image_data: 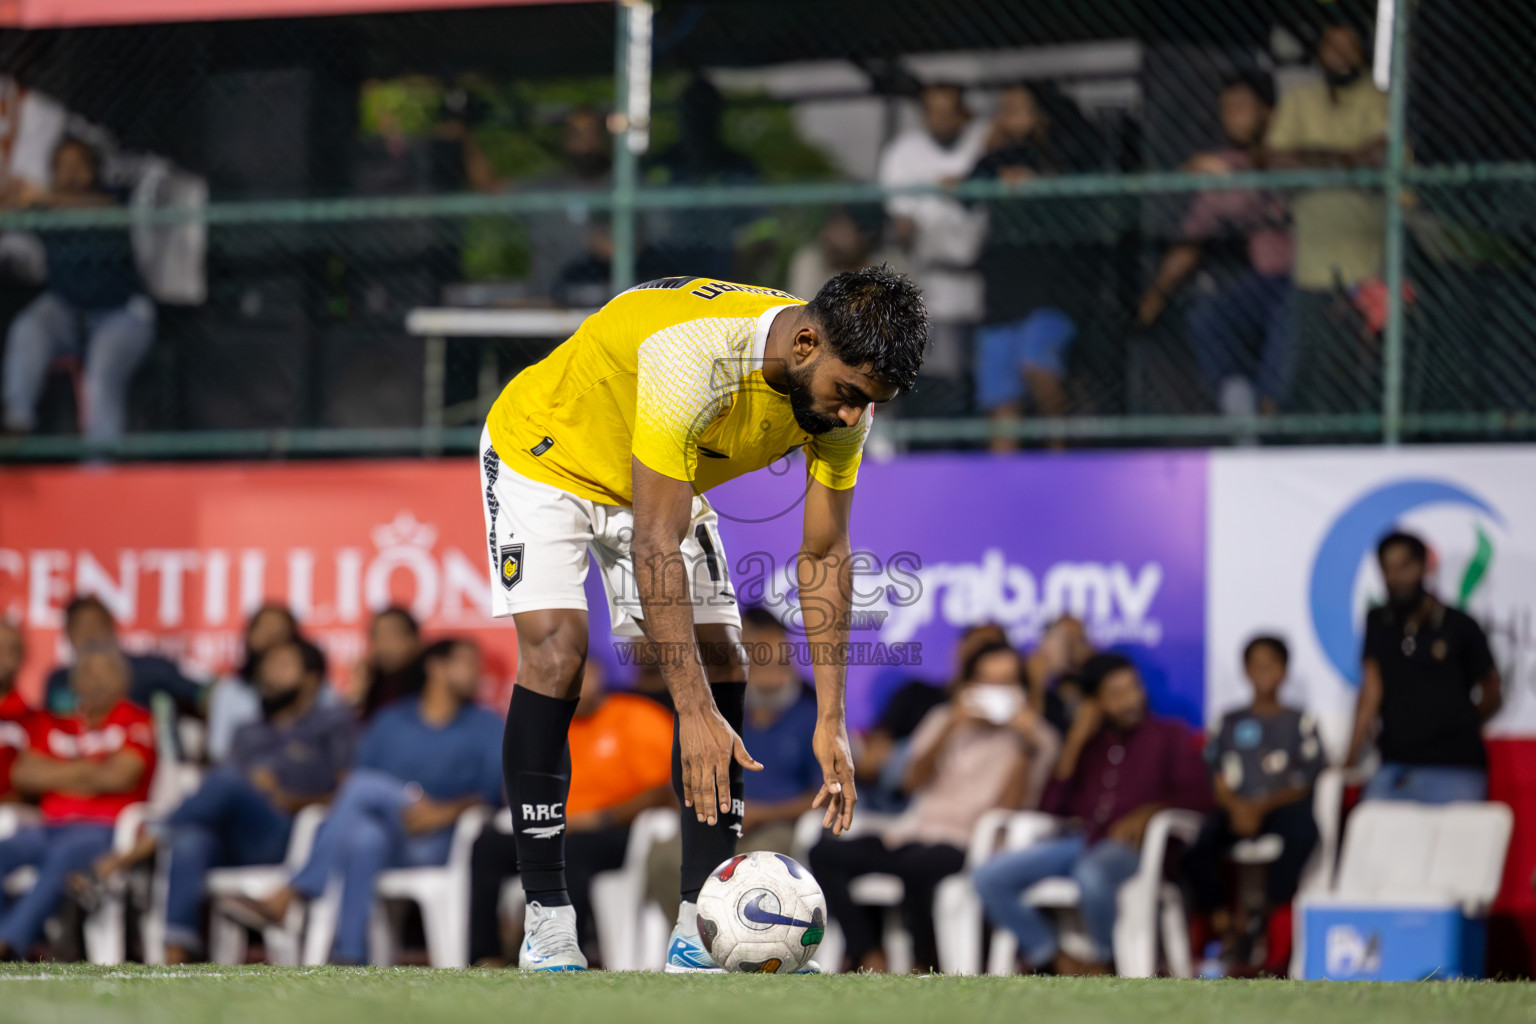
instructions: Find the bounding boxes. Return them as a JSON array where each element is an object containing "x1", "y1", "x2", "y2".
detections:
[
  {"x1": 1223, "y1": 69, "x2": 1276, "y2": 109},
  {"x1": 64, "y1": 594, "x2": 113, "y2": 628},
  {"x1": 805, "y1": 264, "x2": 929, "y2": 393},
  {"x1": 1243, "y1": 634, "x2": 1290, "y2": 668},
  {"x1": 372, "y1": 605, "x2": 420, "y2": 637},
  {"x1": 1080, "y1": 652, "x2": 1137, "y2": 697},
  {"x1": 1377, "y1": 530, "x2": 1427, "y2": 565},
  {"x1": 962, "y1": 640, "x2": 1023, "y2": 685}
]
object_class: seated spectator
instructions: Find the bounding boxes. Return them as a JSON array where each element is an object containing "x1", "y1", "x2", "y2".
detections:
[
  {"x1": 972, "y1": 654, "x2": 1208, "y2": 975},
  {"x1": 1181, "y1": 636, "x2": 1323, "y2": 963},
  {"x1": 0, "y1": 646, "x2": 154, "y2": 959},
  {"x1": 1025, "y1": 615, "x2": 1095, "y2": 734},
  {"x1": 856, "y1": 622, "x2": 1007, "y2": 813},
  {"x1": 92, "y1": 638, "x2": 355, "y2": 963},
  {"x1": 0, "y1": 620, "x2": 34, "y2": 802},
  {"x1": 347, "y1": 606, "x2": 423, "y2": 720},
  {"x1": 205, "y1": 604, "x2": 300, "y2": 764},
  {"x1": 645, "y1": 607, "x2": 823, "y2": 923},
  {"x1": 1137, "y1": 72, "x2": 1292, "y2": 416},
  {"x1": 45, "y1": 595, "x2": 204, "y2": 719},
  {"x1": 969, "y1": 83, "x2": 1084, "y2": 449},
  {"x1": 467, "y1": 658, "x2": 672, "y2": 966},
  {"x1": 1347, "y1": 531, "x2": 1501, "y2": 803},
  {"x1": 220, "y1": 639, "x2": 502, "y2": 964},
  {"x1": 787, "y1": 207, "x2": 910, "y2": 301},
  {"x1": 1, "y1": 137, "x2": 155, "y2": 444},
  {"x1": 811, "y1": 641, "x2": 1060, "y2": 973}
]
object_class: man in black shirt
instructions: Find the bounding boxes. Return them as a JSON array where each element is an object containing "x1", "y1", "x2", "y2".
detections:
[{"x1": 1346, "y1": 531, "x2": 1502, "y2": 803}]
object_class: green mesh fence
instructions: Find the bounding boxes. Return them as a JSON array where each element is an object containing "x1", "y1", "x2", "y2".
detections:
[{"x1": 0, "y1": 0, "x2": 1529, "y2": 461}]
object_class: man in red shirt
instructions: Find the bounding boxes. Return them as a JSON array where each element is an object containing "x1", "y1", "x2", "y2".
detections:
[
  {"x1": 0, "y1": 645, "x2": 154, "y2": 959},
  {"x1": 0, "y1": 621, "x2": 34, "y2": 802}
]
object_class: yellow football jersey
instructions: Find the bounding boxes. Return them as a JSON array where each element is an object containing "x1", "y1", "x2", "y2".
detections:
[{"x1": 485, "y1": 276, "x2": 870, "y2": 507}]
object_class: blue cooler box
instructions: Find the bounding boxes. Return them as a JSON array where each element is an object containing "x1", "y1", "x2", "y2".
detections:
[{"x1": 1300, "y1": 901, "x2": 1486, "y2": 981}]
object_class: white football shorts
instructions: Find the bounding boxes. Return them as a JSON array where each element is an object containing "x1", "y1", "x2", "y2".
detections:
[{"x1": 478, "y1": 425, "x2": 740, "y2": 638}]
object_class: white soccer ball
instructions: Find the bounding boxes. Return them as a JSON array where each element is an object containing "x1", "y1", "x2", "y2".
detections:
[{"x1": 695, "y1": 850, "x2": 827, "y2": 973}]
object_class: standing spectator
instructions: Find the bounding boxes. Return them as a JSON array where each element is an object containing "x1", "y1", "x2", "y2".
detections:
[
  {"x1": 856, "y1": 622, "x2": 1006, "y2": 812},
  {"x1": 1264, "y1": 18, "x2": 1390, "y2": 413},
  {"x1": 645, "y1": 607, "x2": 823, "y2": 924},
  {"x1": 205, "y1": 604, "x2": 299, "y2": 764},
  {"x1": 969, "y1": 83, "x2": 1085, "y2": 449},
  {"x1": 972, "y1": 654, "x2": 1209, "y2": 975},
  {"x1": 44, "y1": 595, "x2": 204, "y2": 719},
  {"x1": 1138, "y1": 73, "x2": 1293, "y2": 415},
  {"x1": 527, "y1": 105, "x2": 618, "y2": 306},
  {"x1": 467, "y1": 658, "x2": 672, "y2": 966},
  {"x1": 1347, "y1": 531, "x2": 1501, "y2": 803},
  {"x1": 221, "y1": 639, "x2": 502, "y2": 964},
  {"x1": 0, "y1": 621, "x2": 34, "y2": 802},
  {"x1": 811, "y1": 641, "x2": 1060, "y2": 973},
  {"x1": 1182, "y1": 636, "x2": 1324, "y2": 959},
  {"x1": 878, "y1": 82, "x2": 988, "y2": 416},
  {"x1": 0, "y1": 647, "x2": 154, "y2": 959},
  {"x1": 348, "y1": 606, "x2": 423, "y2": 720},
  {"x1": 92, "y1": 638, "x2": 355, "y2": 963},
  {"x1": 1, "y1": 137, "x2": 155, "y2": 443}
]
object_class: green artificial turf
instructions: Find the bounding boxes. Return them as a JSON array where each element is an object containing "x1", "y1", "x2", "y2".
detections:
[{"x1": 3, "y1": 965, "x2": 1535, "y2": 1024}]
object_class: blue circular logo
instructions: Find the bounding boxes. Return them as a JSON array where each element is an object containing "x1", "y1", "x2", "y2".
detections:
[{"x1": 1309, "y1": 479, "x2": 1501, "y2": 687}]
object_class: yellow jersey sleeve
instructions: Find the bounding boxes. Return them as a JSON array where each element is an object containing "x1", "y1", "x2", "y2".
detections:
[
  {"x1": 632, "y1": 316, "x2": 753, "y2": 482},
  {"x1": 805, "y1": 407, "x2": 872, "y2": 491}
]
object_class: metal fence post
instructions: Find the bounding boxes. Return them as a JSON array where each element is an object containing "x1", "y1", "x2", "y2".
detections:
[
  {"x1": 610, "y1": 0, "x2": 651, "y2": 295},
  {"x1": 1381, "y1": 0, "x2": 1413, "y2": 445}
]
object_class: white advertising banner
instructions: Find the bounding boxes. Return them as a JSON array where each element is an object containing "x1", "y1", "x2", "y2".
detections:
[{"x1": 1207, "y1": 447, "x2": 1536, "y2": 759}]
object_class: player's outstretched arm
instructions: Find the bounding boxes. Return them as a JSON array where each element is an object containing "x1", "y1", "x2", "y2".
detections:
[
  {"x1": 632, "y1": 457, "x2": 762, "y2": 828},
  {"x1": 799, "y1": 476, "x2": 858, "y2": 836}
]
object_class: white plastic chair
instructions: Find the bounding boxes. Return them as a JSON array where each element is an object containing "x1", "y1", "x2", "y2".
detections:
[
  {"x1": 0, "y1": 802, "x2": 147, "y2": 965},
  {"x1": 1293, "y1": 800, "x2": 1513, "y2": 976},
  {"x1": 975, "y1": 809, "x2": 1203, "y2": 978},
  {"x1": 791, "y1": 810, "x2": 912, "y2": 974},
  {"x1": 300, "y1": 804, "x2": 493, "y2": 967},
  {"x1": 199, "y1": 803, "x2": 328, "y2": 965},
  {"x1": 589, "y1": 806, "x2": 679, "y2": 971},
  {"x1": 933, "y1": 809, "x2": 1058, "y2": 975}
]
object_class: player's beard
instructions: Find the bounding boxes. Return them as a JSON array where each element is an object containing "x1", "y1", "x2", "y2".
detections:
[{"x1": 785, "y1": 363, "x2": 842, "y2": 435}]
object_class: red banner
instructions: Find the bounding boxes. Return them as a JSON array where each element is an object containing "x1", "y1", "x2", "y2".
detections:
[
  {"x1": 0, "y1": 460, "x2": 515, "y2": 710},
  {"x1": 0, "y1": 0, "x2": 598, "y2": 29}
]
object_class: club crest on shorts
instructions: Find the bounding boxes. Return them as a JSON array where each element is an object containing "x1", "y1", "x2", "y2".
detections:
[{"x1": 499, "y1": 543, "x2": 524, "y2": 591}]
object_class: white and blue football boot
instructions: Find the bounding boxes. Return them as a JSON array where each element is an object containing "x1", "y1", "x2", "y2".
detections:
[{"x1": 519, "y1": 901, "x2": 587, "y2": 972}]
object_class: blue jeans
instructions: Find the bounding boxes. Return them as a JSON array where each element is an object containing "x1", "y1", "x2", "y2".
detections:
[
  {"x1": 1187, "y1": 271, "x2": 1290, "y2": 405},
  {"x1": 1363, "y1": 763, "x2": 1488, "y2": 804},
  {"x1": 2, "y1": 290, "x2": 155, "y2": 441},
  {"x1": 289, "y1": 770, "x2": 453, "y2": 964},
  {"x1": 163, "y1": 767, "x2": 293, "y2": 953},
  {"x1": 0, "y1": 823, "x2": 115, "y2": 953},
  {"x1": 972, "y1": 835, "x2": 1141, "y2": 967}
]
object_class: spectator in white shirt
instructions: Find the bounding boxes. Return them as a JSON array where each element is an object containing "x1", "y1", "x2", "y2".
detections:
[{"x1": 877, "y1": 83, "x2": 989, "y2": 414}]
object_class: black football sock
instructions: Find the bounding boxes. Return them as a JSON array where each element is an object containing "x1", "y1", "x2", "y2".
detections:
[
  {"x1": 506, "y1": 685, "x2": 579, "y2": 908},
  {"x1": 676, "y1": 680, "x2": 747, "y2": 904}
]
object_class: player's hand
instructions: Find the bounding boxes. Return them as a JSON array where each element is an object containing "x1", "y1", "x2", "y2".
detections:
[
  {"x1": 811, "y1": 717, "x2": 858, "y2": 836},
  {"x1": 678, "y1": 706, "x2": 761, "y2": 826}
]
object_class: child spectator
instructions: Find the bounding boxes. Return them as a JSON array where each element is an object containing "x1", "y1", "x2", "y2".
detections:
[
  {"x1": 1181, "y1": 636, "x2": 1324, "y2": 958},
  {"x1": 0, "y1": 646, "x2": 154, "y2": 959},
  {"x1": 811, "y1": 640, "x2": 1060, "y2": 973},
  {"x1": 221, "y1": 639, "x2": 503, "y2": 964}
]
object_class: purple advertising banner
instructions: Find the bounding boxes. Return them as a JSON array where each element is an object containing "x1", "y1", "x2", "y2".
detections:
[{"x1": 589, "y1": 451, "x2": 1209, "y2": 730}]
